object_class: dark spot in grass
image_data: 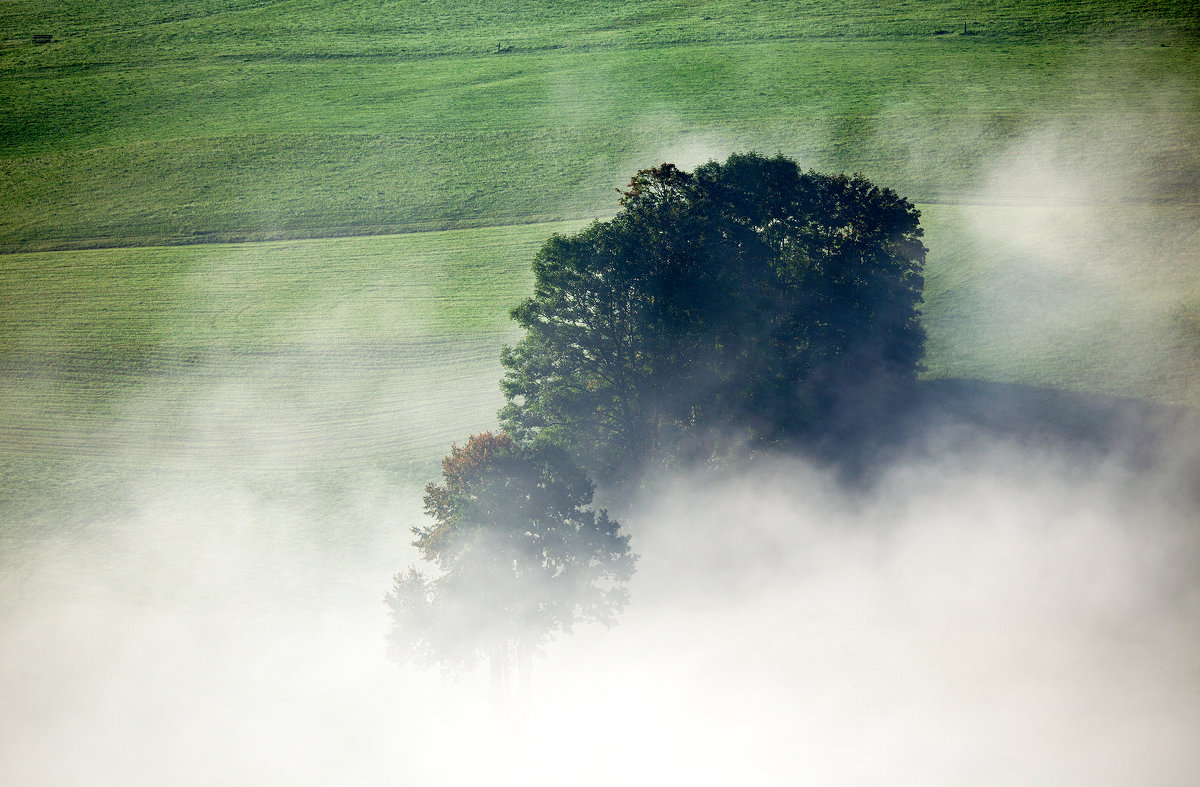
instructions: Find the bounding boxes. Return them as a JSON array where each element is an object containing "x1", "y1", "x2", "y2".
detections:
[{"x1": 1173, "y1": 305, "x2": 1200, "y2": 358}]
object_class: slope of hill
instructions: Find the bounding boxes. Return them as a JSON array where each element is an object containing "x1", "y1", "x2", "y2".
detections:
[
  {"x1": 0, "y1": 0, "x2": 1197, "y2": 514},
  {"x1": 2, "y1": 0, "x2": 1196, "y2": 250}
]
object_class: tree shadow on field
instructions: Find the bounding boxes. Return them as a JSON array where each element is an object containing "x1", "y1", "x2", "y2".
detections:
[{"x1": 803, "y1": 378, "x2": 1200, "y2": 497}]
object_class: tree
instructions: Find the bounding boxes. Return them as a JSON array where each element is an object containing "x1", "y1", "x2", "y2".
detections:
[
  {"x1": 384, "y1": 432, "x2": 635, "y2": 698},
  {"x1": 499, "y1": 152, "x2": 926, "y2": 481}
]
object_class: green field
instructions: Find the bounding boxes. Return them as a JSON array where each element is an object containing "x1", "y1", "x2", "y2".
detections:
[
  {"x1": 2, "y1": 0, "x2": 1199, "y2": 525},
  {"x1": 2, "y1": 0, "x2": 1198, "y2": 250}
]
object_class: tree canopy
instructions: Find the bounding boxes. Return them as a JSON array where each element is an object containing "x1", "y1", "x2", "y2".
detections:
[
  {"x1": 385, "y1": 432, "x2": 634, "y2": 694},
  {"x1": 499, "y1": 152, "x2": 927, "y2": 481}
]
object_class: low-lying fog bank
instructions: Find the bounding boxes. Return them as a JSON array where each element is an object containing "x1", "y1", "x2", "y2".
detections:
[{"x1": 1, "y1": 403, "x2": 1197, "y2": 786}]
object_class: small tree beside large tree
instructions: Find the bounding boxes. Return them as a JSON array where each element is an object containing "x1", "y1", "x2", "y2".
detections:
[
  {"x1": 385, "y1": 432, "x2": 635, "y2": 698},
  {"x1": 387, "y1": 152, "x2": 927, "y2": 691}
]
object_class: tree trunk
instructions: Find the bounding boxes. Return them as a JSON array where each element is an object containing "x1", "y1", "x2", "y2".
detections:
[
  {"x1": 516, "y1": 640, "x2": 532, "y2": 701},
  {"x1": 489, "y1": 640, "x2": 511, "y2": 703}
]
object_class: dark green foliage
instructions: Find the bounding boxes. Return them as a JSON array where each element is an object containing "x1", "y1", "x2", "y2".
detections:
[
  {"x1": 384, "y1": 432, "x2": 634, "y2": 678},
  {"x1": 499, "y1": 153, "x2": 926, "y2": 480}
]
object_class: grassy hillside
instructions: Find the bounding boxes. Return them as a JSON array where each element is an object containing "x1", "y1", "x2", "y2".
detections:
[
  {"x1": 2, "y1": 1, "x2": 1197, "y2": 250},
  {"x1": 0, "y1": 236, "x2": 543, "y2": 582},
  {"x1": 0, "y1": 223, "x2": 569, "y2": 518},
  {"x1": 1, "y1": 0, "x2": 1198, "y2": 524},
  {"x1": 5, "y1": 0, "x2": 1193, "y2": 67},
  {"x1": 920, "y1": 203, "x2": 1200, "y2": 404},
  {"x1": 3, "y1": 201, "x2": 1196, "y2": 512}
]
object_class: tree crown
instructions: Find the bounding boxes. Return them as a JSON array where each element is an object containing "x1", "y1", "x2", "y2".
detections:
[
  {"x1": 500, "y1": 152, "x2": 927, "y2": 482},
  {"x1": 386, "y1": 431, "x2": 635, "y2": 673}
]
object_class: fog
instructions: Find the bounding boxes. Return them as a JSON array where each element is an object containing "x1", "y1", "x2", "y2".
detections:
[{"x1": 2, "y1": 397, "x2": 1198, "y2": 785}]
